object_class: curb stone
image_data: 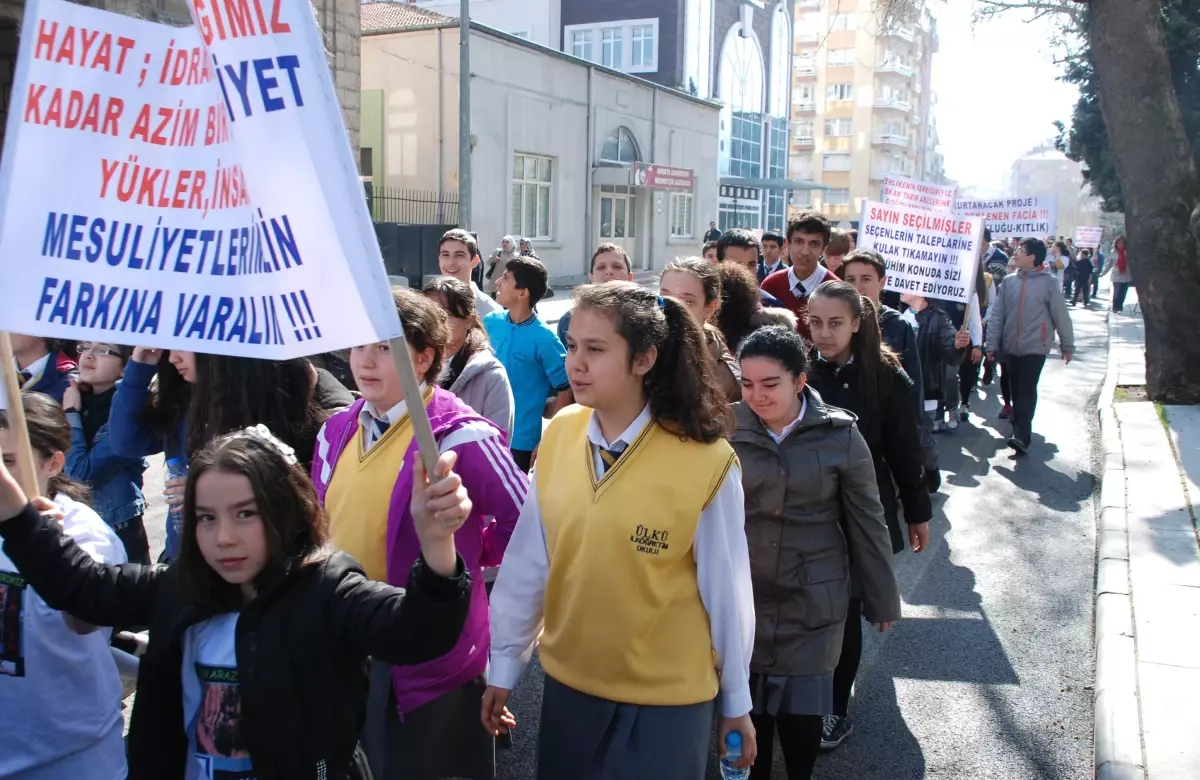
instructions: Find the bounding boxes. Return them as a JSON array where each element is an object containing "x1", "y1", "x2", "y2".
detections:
[{"x1": 1094, "y1": 310, "x2": 1147, "y2": 780}]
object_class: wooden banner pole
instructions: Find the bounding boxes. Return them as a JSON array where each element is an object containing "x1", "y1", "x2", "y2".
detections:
[
  {"x1": 388, "y1": 334, "x2": 439, "y2": 476},
  {"x1": 0, "y1": 332, "x2": 43, "y2": 499}
]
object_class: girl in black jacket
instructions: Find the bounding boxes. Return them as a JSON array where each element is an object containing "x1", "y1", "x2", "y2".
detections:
[
  {"x1": 0, "y1": 427, "x2": 473, "y2": 780},
  {"x1": 804, "y1": 281, "x2": 932, "y2": 751}
]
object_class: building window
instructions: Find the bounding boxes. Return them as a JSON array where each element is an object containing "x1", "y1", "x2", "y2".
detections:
[
  {"x1": 718, "y1": 25, "x2": 765, "y2": 178},
  {"x1": 571, "y1": 30, "x2": 595, "y2": 62},
  {"x1": 719, "y1": 201, "x2": 762, "y2": 231},
  {"x1": 566, "y1": 19, "x2": 658, "y2": 73},
  {"x1": 512, "y1": 153, "x2": 553, "y2": 239},
  {"x1": 795, "y1": 120, "x2": 814, "y2": 141},
  {"x1": 824, "y1": 188, "x2": 851, "y2": 206},
  {"x1": 670, "y1": 192, "x2": 695, "y2": 238},
  {"x1": 827, "y1": 84, "x2": 853, "y2": 102},
  {"x1": 824, "y1": 118, "x2": 853, "y2": 137},
  {"x1": 730, "y1": 112, "x2": 763, "y2": 178},
  {"x1": 830, "y1": 13, "x2": 854, "y2": 30},
  {"x1": 827, "y1": 48, "x2": 854, "y2": 67},
  {"x1": 766, "y1": 120, "x2": 788, "y2": 231},
  {"x1": 632, "y1": 25, "x2": 655, "y2": 68},
  {"x1": 822, "y1": 152, "x2": 851, "y2": 171},
  {"x1": 601, "y1": 28, "x2": 623, "y2": 68},
  {"x1": 599, "y1": 185, "x2": 637, "y2": 239},
  {"x1": 600, "y1": 127, "x2": 641, "y2": 164},
  {"x1": 791, "y1": 189, "x2": 812, "y2": 208},
  {"x1": 359, "y1": 147, "x2": 373, "y2": 180}
]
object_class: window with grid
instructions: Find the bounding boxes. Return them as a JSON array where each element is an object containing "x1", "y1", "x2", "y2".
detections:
[
  {"x1": 632, "y1": 25, "x2": 655, "y2": 69},
  {"x1": 572, "y1": 30, "x2": 595, "y2": 62},
  {"x1": 824, "y1": 188, "x2": 851, "y2": 206},
  {"x1": 670, "y1": 192, "x2": 695, "y2": 238},
  {"x1": 729, "y1": 112, "x2": 763, "y2": 179},
  {"x1": 766, "y1": 120, "x2": 787, "y2": 230},
  {"x1": 826, "y1": 84, "x2": 853, "y2": 102},
  {"x1": 511, "y1": 153, "x2": 553, "y2": 239},
  {"x1": 795, "y1": 120, "x2": 814, "y2": 140},
  {"x1": 601, "y1": 28, "x2": 623, "y2": 68},
  {"x1": 827, "y1": 48, "x2": 854, "y2": 67},
  {"x1": 824, "y1": 118, "x2": 853, "y2": 137}
]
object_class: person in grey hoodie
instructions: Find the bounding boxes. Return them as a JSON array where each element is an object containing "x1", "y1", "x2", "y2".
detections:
[
  {"x1": 985, "y1": 237, "x2": 1075, "y2": 455},
  {"x1": 423, "y1": 276, "x2": 515, "y2": 439}
]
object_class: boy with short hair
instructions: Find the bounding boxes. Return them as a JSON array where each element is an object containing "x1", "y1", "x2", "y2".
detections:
[
  {"x1": 758, "y1": 231, "x2": 787, "y2": 282},
  {"x1": 438, "y1": 228, "x2": 502, "y2": 316},
  {"x1": 822, "y1": 229, "x2": 852, "y2": 276},
  {"x1": 761, "y1": 211, "x2": 839, "y2": 340},
  {"x1": 485, "y1": 256, "x2": 572, "y2": 471},
  {"x1": 702, "y1": 241, "x2": 719, "y2": 263},
  {"x1": 556, "y1": 243, "x2": 634, "y2": 345}
]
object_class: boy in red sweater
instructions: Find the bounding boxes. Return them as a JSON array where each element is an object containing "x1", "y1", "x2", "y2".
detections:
[{"x1": 761, "y1": 212, "x2": 840, "y2": 341}]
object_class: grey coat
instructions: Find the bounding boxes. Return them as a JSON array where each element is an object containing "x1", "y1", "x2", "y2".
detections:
[
  {"x1": 985, "y1": 265, "x2": 1076, "y2": 358},
  {"x1": 445, "y1": 350, "x2": 514, "y2": 440},
  {"x1": 730, "y1": 389, "x2": 901, "y2": 677}
]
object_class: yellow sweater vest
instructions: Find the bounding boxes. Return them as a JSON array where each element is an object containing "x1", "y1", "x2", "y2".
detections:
[
  {"x1": 326, "y1": 410, "x2": 417, "y2": 582},
  {"x1": 535, "y1": 405, "x2": 738, "y2": 706}
]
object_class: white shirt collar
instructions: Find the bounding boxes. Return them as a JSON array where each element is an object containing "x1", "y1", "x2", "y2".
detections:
[
  {"x1": 587, "y1": 404, "x2": 652, "y2": 450},
  {"x1": 360, "y1": 383, "x2": 428, "y2": 428},
  {"x1": 16, "y1": 353, "x2": 51, "y2": 382},
  {"x1": 787, "y1": 264, "x2": 829, "y2": 297},
  {"x1": 767, "y1": 395, "x2": 808, "y2": 444}
]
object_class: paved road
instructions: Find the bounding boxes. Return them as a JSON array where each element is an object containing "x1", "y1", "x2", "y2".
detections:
[{"x1": 141, "y1": 290, "x2": 1107, "y2": 780}]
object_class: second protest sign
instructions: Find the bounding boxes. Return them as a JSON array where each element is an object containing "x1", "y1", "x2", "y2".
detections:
[{"x1": 858, "y1": 200, "x2": 983, "y2": 304}]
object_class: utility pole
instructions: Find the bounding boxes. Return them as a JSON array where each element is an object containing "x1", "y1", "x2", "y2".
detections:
[{"x1": 458, "y1": 0, "x2": 471, "y2": 228}]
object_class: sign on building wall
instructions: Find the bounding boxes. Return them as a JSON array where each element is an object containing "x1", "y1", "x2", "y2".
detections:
[
  {"x1": 952, "y1": 195, "x2": 1058, "y2": 239},
  {"x1": 858, "y1": 200, "x2": 983, "y2": 304},
  {"x1": 880, "y1": 175, "x2": 956, "y2": 212},
  {"x1": 0, "y1": 0, "x2": 399, "y2": 359},
  {"x1": 632, "y1": 163, "x2": 695, "y2": 192},
  {"x1": 1074, "y1": 226, "x2": 1103, "y2": 248}
]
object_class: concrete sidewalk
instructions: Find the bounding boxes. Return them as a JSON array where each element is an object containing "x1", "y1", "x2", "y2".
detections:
[{"x1": 1096, "y1": 289, "x2": 1200, "y2": 780}]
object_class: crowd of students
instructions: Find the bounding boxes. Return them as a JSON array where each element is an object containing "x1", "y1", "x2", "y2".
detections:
[{"x1": 0, "y1": 211, "x2": 1093, "y2": 780}]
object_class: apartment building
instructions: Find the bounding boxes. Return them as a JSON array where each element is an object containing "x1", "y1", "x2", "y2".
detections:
[
  {"x1": 789, "y1": 0, "x2": 941, "y2": 225},
  {"x1": 561, "y1": 0, "x2": 810, "y2": 232}
]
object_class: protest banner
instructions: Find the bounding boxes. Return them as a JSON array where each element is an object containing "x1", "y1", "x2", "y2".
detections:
[
  {"x1": 1074, "y1": 226, "x2": 1103, "y2": 249},
  {"x1": 858, "y1": 200, "x2": 983, "y2": 305},
  {"x1": 952, "y1": 195, "x2": 1058, "y2": 238},
  {"x1": 0, "y1": 0, "x2": 441, "y2": 471},
  {"x1": 880, "y1": 175, "x2": 956, "y2": 212}
]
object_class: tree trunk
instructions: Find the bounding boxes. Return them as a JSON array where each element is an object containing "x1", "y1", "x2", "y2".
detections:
[{"x1": 1089, "y1": 0, "x2": 1200, "y2": 402}]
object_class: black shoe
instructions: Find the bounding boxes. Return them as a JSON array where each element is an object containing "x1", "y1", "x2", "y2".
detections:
[
  {"x1": 821, "y1": 714, "x2": 854, "y2": 750},
  {"x1": 1007, "y1": 436, "x2": 1029, "y2": 455}
]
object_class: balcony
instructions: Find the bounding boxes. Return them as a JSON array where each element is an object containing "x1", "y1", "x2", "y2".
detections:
[
  {"x1": 873, "y1": 133, "x2": 910, "y2": 148},
  {"x1": 794, "y1": 62, "x2": 817, "y2": 78},
  {"x1": 881, "y1": 26, "x2": 915, "y2": 43},
  {"x1": 794, "y1": 100, "x2": 817, "y2": 114},
  {"x1": 795, "y1": 32, "x2": 821, "y2": 46},
  {"x1": 795, "y1": 170, "x2": 816, "y2": 181},
  {"x1": 877, "y1": 60, "x2": 915, "y2": 78},
  {"x1": 794, "y1": 135, "x2": 815, "y2": 151},
  {"x1": 873, "y1": 97, "x2": 912, "y2": 112}
]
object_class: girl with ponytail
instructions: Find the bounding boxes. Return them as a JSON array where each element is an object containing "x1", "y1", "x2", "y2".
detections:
[
  {"x1": 483, "y1": 281, "x2": 758, "y2": 777},
  {"x1": 803, "y1": 280, "x2": 931, "y2": 751}
]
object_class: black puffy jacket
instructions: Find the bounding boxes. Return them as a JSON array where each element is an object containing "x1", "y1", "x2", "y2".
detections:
[{"x1": 0, "y1": 505, "x2": 470, "y2": 780}]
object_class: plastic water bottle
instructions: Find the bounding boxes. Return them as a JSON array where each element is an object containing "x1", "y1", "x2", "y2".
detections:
[
  {"x1": 165, "y1": 457, "x2": 188, "y2": 558},
  {"x1": 720, "y1": 731, "x2": 750, "y2": 780}
]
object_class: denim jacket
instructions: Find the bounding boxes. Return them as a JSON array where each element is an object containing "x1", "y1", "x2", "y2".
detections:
[{"x1": 65, "y1": 411, "x2": 147, "y2": 527}]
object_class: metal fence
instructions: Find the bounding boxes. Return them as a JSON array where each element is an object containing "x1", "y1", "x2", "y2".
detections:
[{"x1": 365, "y1": 183, "x2": 460, "y2": 226}]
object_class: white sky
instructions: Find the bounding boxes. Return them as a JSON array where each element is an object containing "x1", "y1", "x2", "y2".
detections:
[{"x1": 930, "y1": 2, "x2": 1080, "y2": 194}]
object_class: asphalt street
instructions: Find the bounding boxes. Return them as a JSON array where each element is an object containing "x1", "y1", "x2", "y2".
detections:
[{"x1": 140, "y1": 289, "x2": 1108, "y2": 780}]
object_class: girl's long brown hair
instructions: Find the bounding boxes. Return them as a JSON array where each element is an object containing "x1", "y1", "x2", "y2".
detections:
[
  {"x1": 423, "y1": 276, "x2": 490, "y2": 388},
  {"x1": 574, "y1": 282, "x2": 731, "y2": 442},
  {"x1": 0, "y1": 392, "x2": 90, "y2": 504},
  {"x1": 810, "y1": 281, "x2": 901, "y2": 416}
]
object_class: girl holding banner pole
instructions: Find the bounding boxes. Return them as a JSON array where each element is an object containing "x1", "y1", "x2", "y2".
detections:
[{"x1": 0, "y1": 423, "x2": 473, "y2": 780}]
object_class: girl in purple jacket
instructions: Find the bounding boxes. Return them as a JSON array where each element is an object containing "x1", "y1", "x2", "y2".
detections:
[{"x1": 311, "y1": 286, "x2": 526, "y2": 780}]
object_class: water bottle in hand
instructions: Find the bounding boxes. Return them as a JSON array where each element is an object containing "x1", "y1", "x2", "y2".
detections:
[
  {"x1": 720, "y1": 731, "x2": 750, "y2": 780},
  {"x1": 165, "y1": 457, "x2": 188, "y2": 558}
]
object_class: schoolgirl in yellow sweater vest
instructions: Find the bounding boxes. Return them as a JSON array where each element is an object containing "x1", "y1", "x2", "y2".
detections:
[{"x1": 483, "y1": 281, "x2": 759, "y2": 779}]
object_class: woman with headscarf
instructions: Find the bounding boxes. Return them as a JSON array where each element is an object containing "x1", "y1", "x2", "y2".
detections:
[{"x1": 486, "y1": 236, "x2": 521, "y2": 293}]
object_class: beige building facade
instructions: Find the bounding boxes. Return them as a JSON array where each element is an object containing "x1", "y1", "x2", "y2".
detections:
[{"x1": 787, "y1": 0, "x2": 940, "y2": 225}]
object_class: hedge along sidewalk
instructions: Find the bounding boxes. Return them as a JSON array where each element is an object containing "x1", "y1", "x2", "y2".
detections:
[{"x1": 1097, "y1": 294, "x2": 1200, "y2": 780}]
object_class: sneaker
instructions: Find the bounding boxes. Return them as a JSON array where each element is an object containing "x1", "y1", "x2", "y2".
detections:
[
  {"x1": 999, "y1": 404, "x2": 1013, "y2": 420},
  {"x1": 932, "y1": 419, "x2": 947, "y2": 433},
  {"x1": 1007, "y1": 436, "x2": 1029, "y2": 455},
  {"x1": 821, "y1": 714, "x2": 855, "y2": 750},
  {"x1": 959, "y1": 404, "x2": 970, "y2": 422},
  {"x1": 946, "y1": 416, "x2": 959, "y2": 431}
]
